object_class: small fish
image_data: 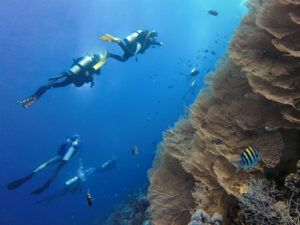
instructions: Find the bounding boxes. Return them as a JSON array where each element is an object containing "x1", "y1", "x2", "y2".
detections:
[
  {"x1": 208, "y1": 9, "x2": 218, "y2": 16},
  {"x1": 190, "y1": 68, "x2": 200, "y2": 76},
  {"x1": 132, "y1": 146, "x2": 139, "y2": 155},
  {"x1": 233, "y1": 147, "x2": 261, "y2": 172},
  {"x1": 191, "y1": 80, "x2": 196, "y2": 87},
  {"x1": 168, "y1": 84, "x2": 174, "y2": 88},
  {"x1": 87, "y1": 190, "x2": 93, "y2": 207},
  {"x1": 211, "y1": 50, "x2": 216, "y2": 55}
]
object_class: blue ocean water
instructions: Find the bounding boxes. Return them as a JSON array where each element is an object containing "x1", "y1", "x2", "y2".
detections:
[{"x1": 0, "y1": 0, "x2": 247, "y2": 224}]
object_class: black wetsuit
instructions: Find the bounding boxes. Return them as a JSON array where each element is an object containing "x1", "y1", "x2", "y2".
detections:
[
  {"x1": 108, "y1": 30, "x2": 162, "y2": 62},
  {"x1": 32, "y1": 56, "x2": 100, "y2": 100}
]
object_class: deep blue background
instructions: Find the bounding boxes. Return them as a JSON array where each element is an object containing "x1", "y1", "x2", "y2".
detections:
[{"x1": 0, "y1": 0, "x2": 247, "y2": 224}]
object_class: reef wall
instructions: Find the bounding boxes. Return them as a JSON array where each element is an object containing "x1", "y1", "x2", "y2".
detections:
[{"x1": 148, "y1": 0, "x2": 300, "y2": 224}]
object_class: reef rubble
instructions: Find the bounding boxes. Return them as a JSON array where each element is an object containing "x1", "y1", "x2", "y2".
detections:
[{"x1": 148, "y1": 0, "x2": 300, "y2": 224}]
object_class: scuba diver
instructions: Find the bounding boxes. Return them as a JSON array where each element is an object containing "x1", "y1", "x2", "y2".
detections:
[
  {"x1": 99, "y1": 30, "x2": 163, "y2": 62},
  {"x1": 183, "y1": 80, "x2": 200, "y2": 101},
  {"x1": 18, "y1": 52, "x2": 108, "y2": 108},
  {"x1": 37, "y1": 159, "x2": 117, "y2": 204},
  {"x1": 7, "y1": 134, "x2": 81, "y2": 195}
]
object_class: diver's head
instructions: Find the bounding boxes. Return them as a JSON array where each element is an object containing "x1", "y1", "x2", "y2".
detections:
[
  {"x1": 150, "y1": 30, "x2": 158, "y2": 40},
  {"x1": 93, "y1": 54, "x2": 100, "y2": 62}
]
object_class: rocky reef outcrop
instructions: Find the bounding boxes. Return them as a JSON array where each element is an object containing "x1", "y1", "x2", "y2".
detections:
[{"x1": 148, "y1": 0, "x2": 300, "y2": 224}]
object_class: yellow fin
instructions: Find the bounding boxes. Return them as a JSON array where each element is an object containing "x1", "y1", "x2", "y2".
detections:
[
  {"x1": 99, "y1": 34, "x2": 120, "y2": 43},
  {"x1": 93, "y1": 52, "x2": 108, "y2": 70}
]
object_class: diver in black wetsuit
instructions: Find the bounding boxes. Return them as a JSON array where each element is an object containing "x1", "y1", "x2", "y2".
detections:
[
  {"x1": 18, "y1": 53, "x2": 107, "y2": 108},
  {"x1": 99, "y1": 30, "x2": 163, "y2": 62},
  {"x1": 37, "y1": 159, "x2": 117, "y2": 204},
  {"x1": 7, "y1": 135, "x2": 81, "y2": 195}
]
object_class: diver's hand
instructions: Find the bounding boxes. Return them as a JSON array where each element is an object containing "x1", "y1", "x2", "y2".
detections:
[
  {"x1": 90, "y1": 82, "x2": 94, "y2": 88},
  {"x1": 159, "y1": 42, "x2": 163, "y2": 46}
]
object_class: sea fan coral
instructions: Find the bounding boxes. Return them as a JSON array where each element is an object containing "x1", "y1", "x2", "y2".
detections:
[{"x1": 148, "y1": 0, "x2": 300, "y2": 224}]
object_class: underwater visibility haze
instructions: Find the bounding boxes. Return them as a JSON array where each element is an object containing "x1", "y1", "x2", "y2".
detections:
[{"x1": 2, "y1": 0, "x2": 299, "y2": 225}]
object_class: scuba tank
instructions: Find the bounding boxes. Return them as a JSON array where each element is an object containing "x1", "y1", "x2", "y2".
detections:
[
  {"x1": 124, "y1": 30, "x2": 143, "y2": 45},
  {"x1": 65, "y1": 176, "x2": 79, "y2": 186},
  {"x1": 63, "y1": 145, "x2": 76, "y2": 161},
  {"x1": 62, "y1": 140, "x2": 79, "y2": 161},
  {"x1": 69, "y1": 55, "x2": 99, "y2": 75}
]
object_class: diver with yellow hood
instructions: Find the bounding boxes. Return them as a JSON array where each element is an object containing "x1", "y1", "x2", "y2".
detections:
[
  {"x1": 18, "y1": 52, "x2": 108, "y2": 108},
  {"x1": 99, "y1": 30, "x2": 163, "y2": 62}
]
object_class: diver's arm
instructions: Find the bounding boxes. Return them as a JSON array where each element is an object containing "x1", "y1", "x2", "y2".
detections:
[
  {"x1": 151, "y1": 40, "x2": 163, "y2": 46},
  {"x1": 84, "y1": 168, "x2": 96, "y2": 176},
  {"x1": 89, "y1": 75, "x2": 95, "y2": 88}
]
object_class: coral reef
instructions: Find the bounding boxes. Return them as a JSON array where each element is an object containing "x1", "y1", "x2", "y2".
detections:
[
  {"x1": 103, "y1": 184, "x2": 152, "y2": 225},
  {"x1": 148, "y1": 0, "x2": 300, "y2": 224},
  {"x1": 188, "y1": 209, "x2": 223, "y2": 225},
  {"x1": 285, "y1": 160, "x2": 300, "y2": 193},
  {"x1": 238, "y1": 161, "x2": 300, "y2": 225}
]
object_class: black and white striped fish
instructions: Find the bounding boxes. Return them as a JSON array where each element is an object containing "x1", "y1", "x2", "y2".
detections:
[{"x1": 233, "y1": 147, "x2": 261, "y2": 172}]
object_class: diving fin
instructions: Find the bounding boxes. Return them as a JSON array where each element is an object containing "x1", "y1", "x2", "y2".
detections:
[
  {"x1": 93, "y1": 52, "x2": 108, "y2": 71},
  {"x1": 17, "y1": 96, "x2": 38, "y2": 108},
  {"x1": 31, "y1": 179, "x2": 52, "y2": 195},
  {"x1": 7, "y1": 173, "x2": 35, "y2": 190},
  {"x1": 99, "y1": 34, "x2": 121, "y2": 43}
]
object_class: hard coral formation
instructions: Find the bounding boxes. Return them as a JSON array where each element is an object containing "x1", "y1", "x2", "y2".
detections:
[{"x1": 148, "y1": 0, "x2": 300, "y2": 224}]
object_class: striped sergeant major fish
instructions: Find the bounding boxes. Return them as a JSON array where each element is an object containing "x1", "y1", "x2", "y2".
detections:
[{"x1": 234, "y1": 147, "x2": 261, "y2": 172}]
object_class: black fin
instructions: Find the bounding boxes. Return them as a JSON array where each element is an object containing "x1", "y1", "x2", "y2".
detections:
[
  {"x1": 7, "y1": 173, "x2": 34, "y2": 190},
  {"x1": 30, "y1": 180, "x2": 51, "y2": 195}
]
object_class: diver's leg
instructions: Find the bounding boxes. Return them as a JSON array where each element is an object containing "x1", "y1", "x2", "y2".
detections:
[
  {"x1": 17, "y1": 85, "x2": 50, "y2": 108},
  {"x1": 17, "y1": 75, "x2": 72, "y2": 108},
  {"x1": 33, "y1": 156, "x2": 61, "y2": 173},
  {"x1": 29, "y1": 77, "x2": 72, "y2": 101},
  {"x1": 36, "y1": 187, "x2": 69, "y2": 204},
  {"x1": 107, "y1": 52, "x2": 127, "y2": 62},
  {"x1": 31, "y1": 160, "x2": 67, "y2": 195},
  {"x1": 49, "y1": 77, "x2": 73, "y2": 88},
  {"x1": 7, "y1": 156, "x2": 61, "y2": 191},
  {"x1": 117, "y1": 41, "x2": 130, "y2": 53}
]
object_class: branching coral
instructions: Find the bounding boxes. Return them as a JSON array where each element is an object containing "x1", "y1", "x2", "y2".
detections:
[{"x1": 148, "y1": 0, "x2": 300, "y2": 224}]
